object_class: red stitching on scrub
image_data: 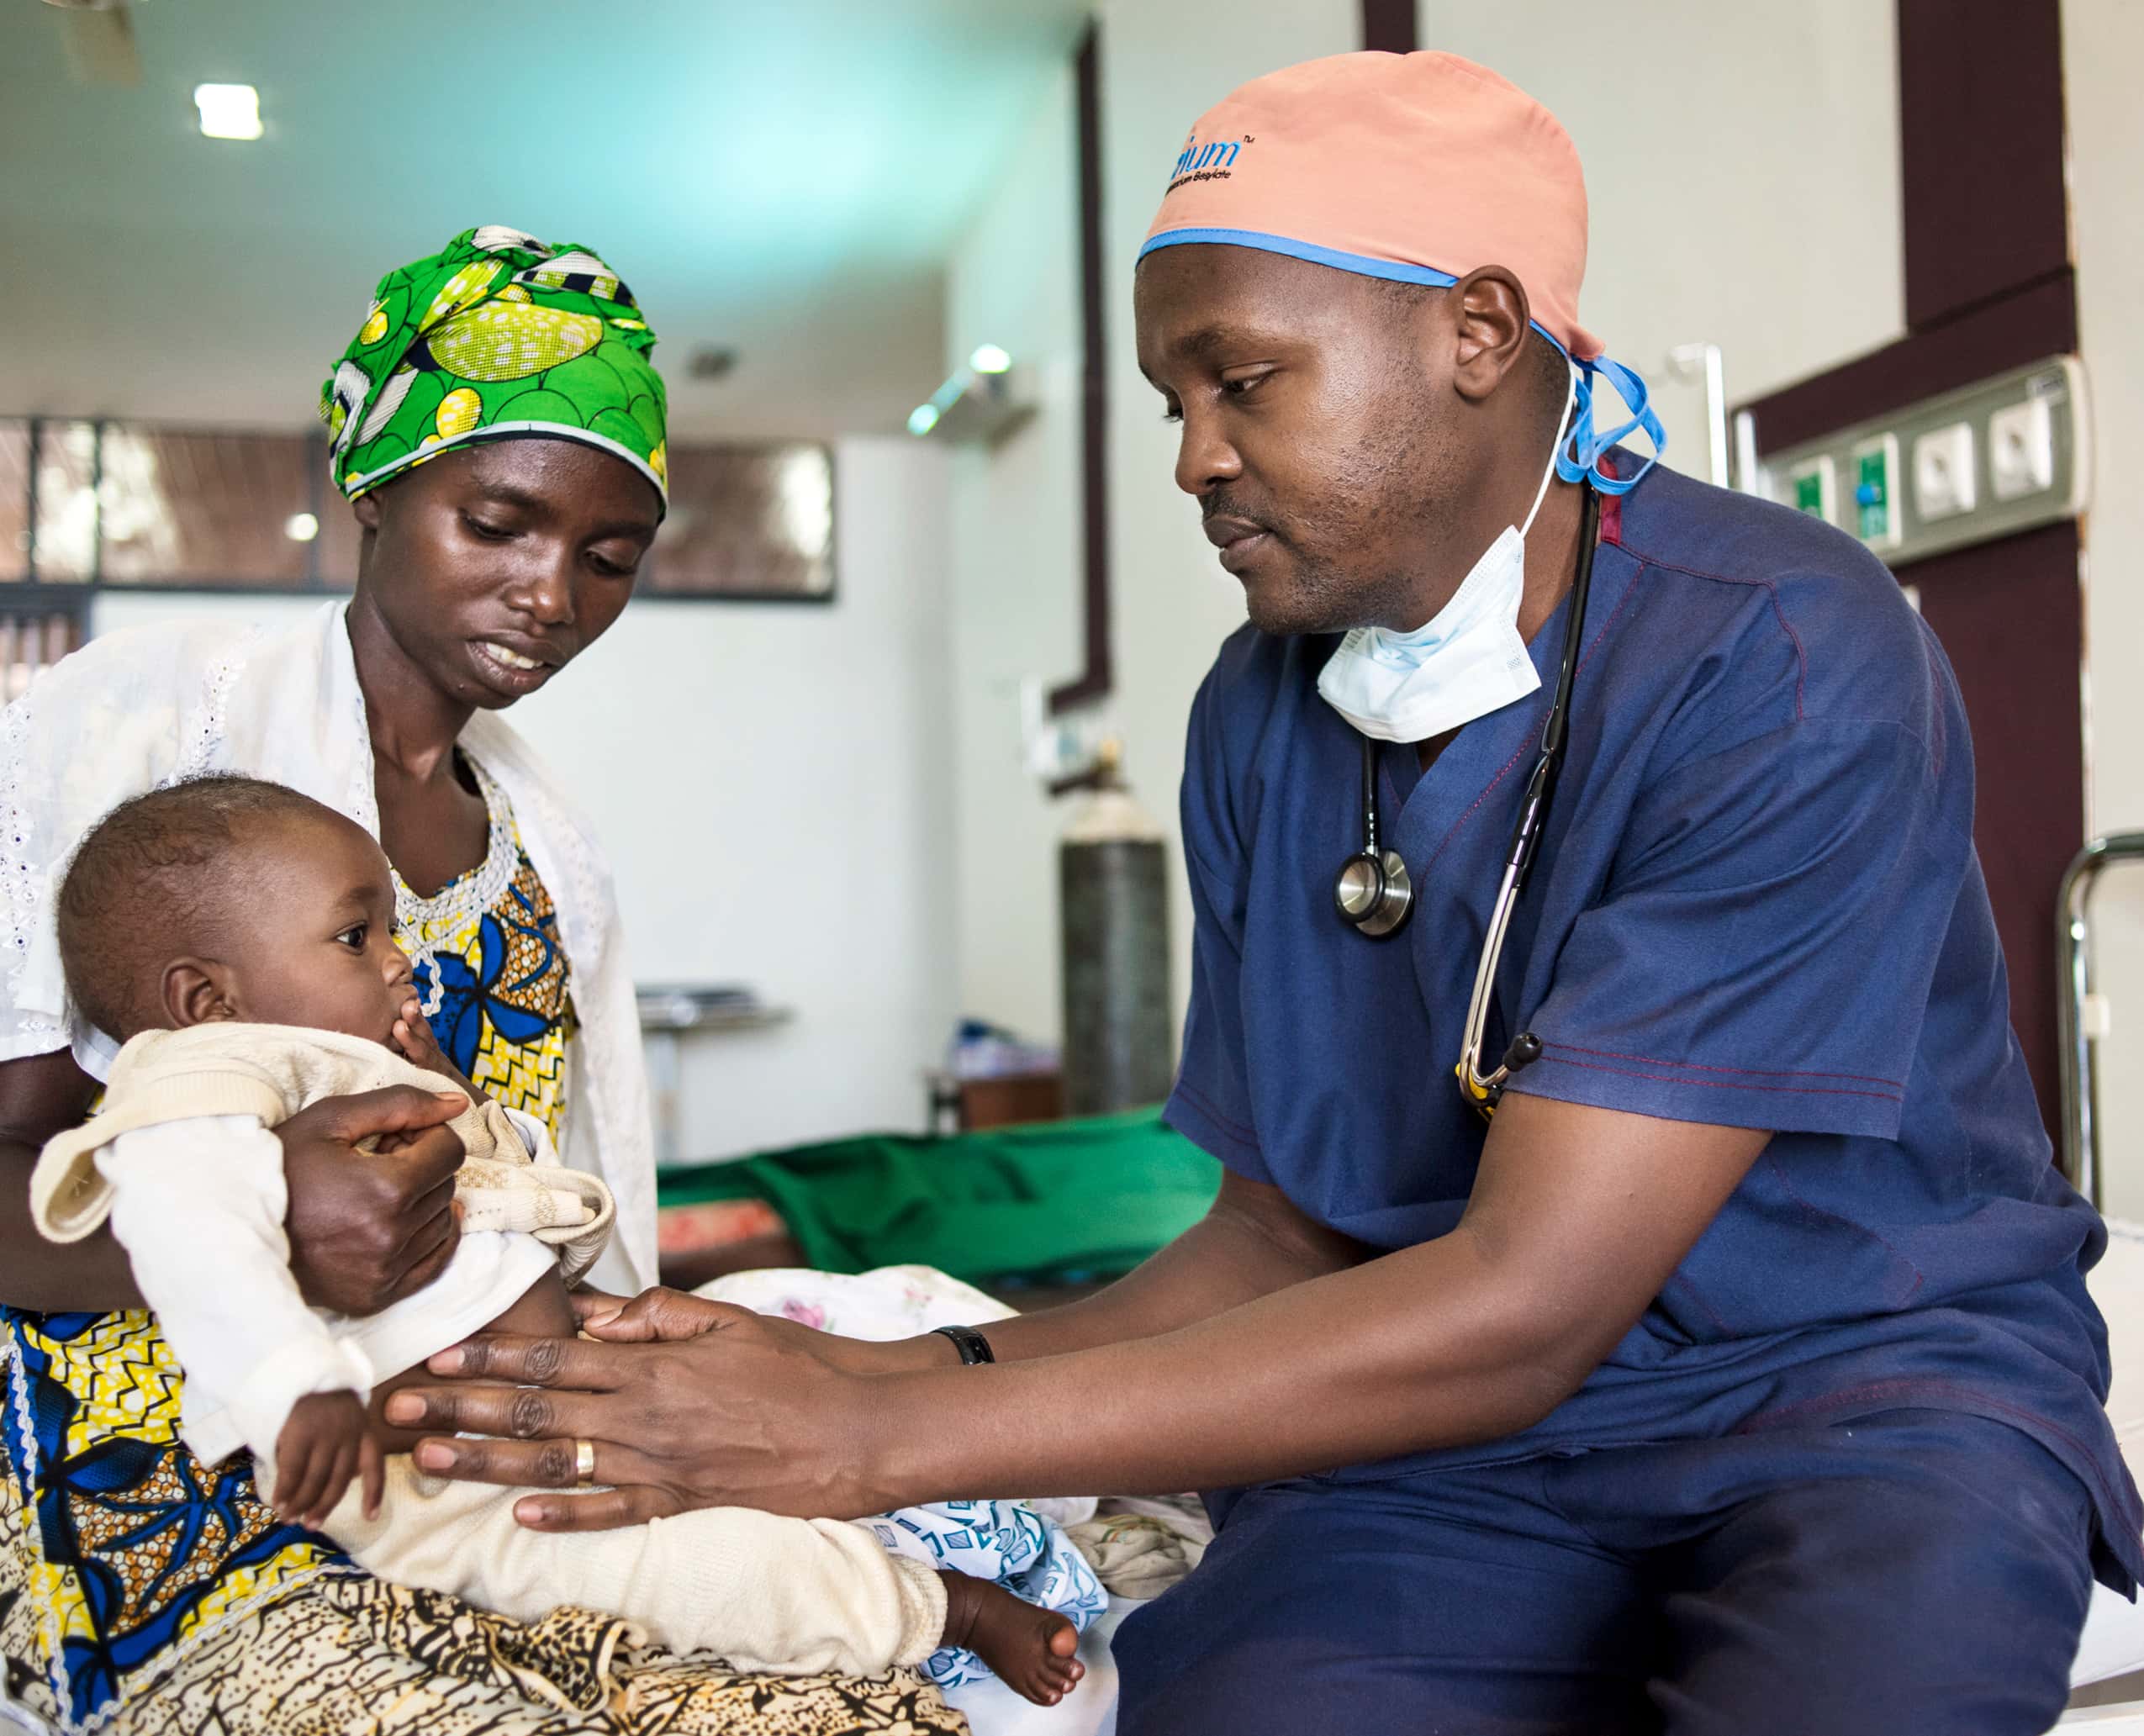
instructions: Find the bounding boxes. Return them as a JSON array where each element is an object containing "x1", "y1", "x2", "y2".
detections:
[
  {"x1": 1539, "y1": 1052, "x2": 1901, "y2": 1103},
  {"x1": 1666, "y1": 1273, "x2": 1735, "y2": 1338},
  {"x1": 1421, "y1": 563, "x2": 1647, "y2": 878},
  {"x1": 1421, "y1": 741, "x2": 1533, "y2": 878},
  {"x1": 1735, "y1": 1377, "x2": 2117, "y2": 1516},
  {"x1": 1542, "y1": 1040, "x2": 1904, "y2": 1090},
  {"x1": 1739, "y1": 1377, "x2": 1923, "y2": 1429},
  {"x1": 1757, "y1": 1151, "x2": 1925, "y2": 1304},
  {"x1": 1611, "y1": 545, "x2": 1809, "y2": 723}
]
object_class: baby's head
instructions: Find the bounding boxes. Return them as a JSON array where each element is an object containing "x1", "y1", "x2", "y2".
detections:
[{"x1": 58, "y1": 776, "x2": 414, "y2": 1045}]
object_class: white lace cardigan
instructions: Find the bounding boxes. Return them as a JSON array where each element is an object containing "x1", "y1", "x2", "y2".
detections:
[{"x1": 0, "y1": 601, "x2": 657, "y2": 1293}]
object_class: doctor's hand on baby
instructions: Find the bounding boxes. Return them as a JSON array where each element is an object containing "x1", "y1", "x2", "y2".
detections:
[
  {"x1": 386, "y1": 1285, "x2": 895, "y2": 1530},
  {"x1": 270, "y1": 1390, "x2": 385, "y2": 1529}
]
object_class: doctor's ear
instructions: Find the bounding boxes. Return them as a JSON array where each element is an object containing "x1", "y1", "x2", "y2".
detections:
[
  {"x1": 161, "y1": 959, "x2": 240, "y2": 1030},
  {"x1": 1448, "y1": 266, "x2": 1534, "y2": 405}
]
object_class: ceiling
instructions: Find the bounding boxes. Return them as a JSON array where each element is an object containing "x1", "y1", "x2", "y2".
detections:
[{"x1": 0, "y1": 0, "x2": 1088, "y2": 441}]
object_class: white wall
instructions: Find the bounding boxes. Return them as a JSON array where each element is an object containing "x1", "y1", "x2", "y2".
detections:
[
  {"x1": 2064, "y1": 0, "x2": 2144, "y2": 1213},
  {"x1": 944, "y1": 61, "x2": 1085, "y2": 1044},
  {"x1": 95, "y1": 435, "x2": 958, "y2": 1163},
  {"x1": 1101, "y1": 0, "x2": 1362, "y2": 1052},
  {"x1": 944, "y1": 1, "x2": 1903, "y2": 1047}
]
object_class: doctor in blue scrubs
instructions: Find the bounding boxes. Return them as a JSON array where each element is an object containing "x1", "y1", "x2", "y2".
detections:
[{"x1": 390, "y1": 50, "x2": 2144, "y2": 1736}]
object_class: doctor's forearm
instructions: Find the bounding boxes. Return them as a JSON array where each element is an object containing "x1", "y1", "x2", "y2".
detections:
[
  {"x1": 869, "y1": 1227, "x2": 1574, "y2": 1503},
  {"x1": 865, "y1": 1174, "x2": 1370, "y2": 1371},
  {"x1": 983, "y1": 1219, "x2": 1349, "y2": 1363}
]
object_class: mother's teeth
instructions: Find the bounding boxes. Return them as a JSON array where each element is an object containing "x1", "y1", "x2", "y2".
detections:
[{"x1": 483, "y1": 642, "x2": 540, "y2": 671}]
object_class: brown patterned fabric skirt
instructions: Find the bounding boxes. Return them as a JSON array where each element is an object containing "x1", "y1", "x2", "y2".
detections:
[{"x1": 1, "y1": 1482, "x2": 967, "y2": 1736}]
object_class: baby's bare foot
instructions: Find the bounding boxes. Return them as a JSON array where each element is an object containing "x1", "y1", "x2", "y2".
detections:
[{"x1": 939, "y1": 1572, "x2": 1084, "y2": 1707}]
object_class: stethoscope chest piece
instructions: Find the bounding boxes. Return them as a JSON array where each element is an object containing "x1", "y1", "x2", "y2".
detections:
[{"x1": 1334, "y1": 846, "x2": 1413, "y2": 937}]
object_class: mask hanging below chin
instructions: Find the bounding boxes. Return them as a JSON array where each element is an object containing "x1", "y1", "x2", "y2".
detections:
[{"x1": 1317, "y1": 363, "x2": 1577, "y2": 745}]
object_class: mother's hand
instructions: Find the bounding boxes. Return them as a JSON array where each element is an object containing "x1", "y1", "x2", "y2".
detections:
[
  {"x1": 282, "y1": 1085, "x2": 469, "y2": 1316},
  {"x1": 383, "y1": 1287, "x2": 904, "y2": 1530}
]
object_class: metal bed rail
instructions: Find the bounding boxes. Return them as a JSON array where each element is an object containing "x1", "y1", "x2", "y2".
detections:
[{"x1": 2059, "y1": 831, "x2": 2144, "y2": 1207}]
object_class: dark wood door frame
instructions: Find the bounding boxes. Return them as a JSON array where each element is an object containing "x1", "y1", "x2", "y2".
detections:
[
  {"x1": 1361, "y1": 0, "x2": 1416, "y2": 55},
  {"x1": 1050, "y1": 23, "x2": 1113, "y2": 715},
  {"x1": 1740, "y1": 0, "x2": 2078, "y2": 1135}
]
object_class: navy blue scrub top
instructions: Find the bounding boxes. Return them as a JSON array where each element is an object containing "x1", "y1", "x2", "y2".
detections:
[{"x1": 1164, "y1": 460, "x2": 2144, "y2": 1590}]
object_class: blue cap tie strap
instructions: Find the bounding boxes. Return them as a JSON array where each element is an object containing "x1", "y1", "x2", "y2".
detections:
[{"x1": 1556, "y1": 352, "x2": 1664, "y2": 495}]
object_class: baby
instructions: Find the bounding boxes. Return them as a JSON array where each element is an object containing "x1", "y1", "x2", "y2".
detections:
[{"x1": 30, "y1": 775, "x2": 1083, "y2": 1706}]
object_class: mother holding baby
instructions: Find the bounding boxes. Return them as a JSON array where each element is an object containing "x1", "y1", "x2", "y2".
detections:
[{"x1": 0, "y1": 230, "x2": 965, "y2": 1734}]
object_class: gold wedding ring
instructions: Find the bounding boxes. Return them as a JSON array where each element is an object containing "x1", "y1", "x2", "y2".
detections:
[{"x1": 573, "y1": 1438, "x2": 597, "y2": 1487}]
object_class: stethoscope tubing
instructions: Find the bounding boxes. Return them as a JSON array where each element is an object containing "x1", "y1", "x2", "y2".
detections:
[{"x1": 1335, "y1": 483, "x2": 1604, "y2": 1115}]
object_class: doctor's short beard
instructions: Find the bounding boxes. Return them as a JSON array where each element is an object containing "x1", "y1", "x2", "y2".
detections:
[
  {"x1": 1238, "y1": 537, "x2": 1430, "y2": 639},
  {"x1": 1233, "y1": 369, "x2": 1463, "y2": 640},
  {"x1": 1233, "y1": 466, "x2": 1454, "y2": 641}
]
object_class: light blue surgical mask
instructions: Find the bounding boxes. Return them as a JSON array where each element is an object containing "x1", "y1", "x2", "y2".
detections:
[{"x1": 1318, "y1": 364, "x2": 1579, "y2": 744}]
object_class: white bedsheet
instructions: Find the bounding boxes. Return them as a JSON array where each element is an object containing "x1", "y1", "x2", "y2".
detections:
[{"x1": 944, "y1": 1598, "x2": 1141, "y2": 1736}]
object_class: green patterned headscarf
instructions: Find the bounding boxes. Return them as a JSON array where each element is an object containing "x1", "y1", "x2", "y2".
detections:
[{"x1": 320, "y1": 225, "x2": 668, "y2": 509}]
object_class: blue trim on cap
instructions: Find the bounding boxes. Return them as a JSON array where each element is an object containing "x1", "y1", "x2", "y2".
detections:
[
  {"x1": 1138, "y1": 224, "x2": 1571, "y2": 360},
  {"x1": 1138, "y1": 224, "x2": 1664, "y2": 493},
  {"x1": 1139, "y1": 226, "x2": 1461, "y2": 289}
]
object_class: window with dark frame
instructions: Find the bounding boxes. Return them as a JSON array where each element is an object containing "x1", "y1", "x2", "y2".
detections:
[{"x1": 0, "y1": 417, "x2": 836, "y2": 602}]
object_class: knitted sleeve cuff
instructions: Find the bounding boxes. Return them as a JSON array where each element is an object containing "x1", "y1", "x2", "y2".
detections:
[{"x1": 883, "y1": 1552, "x2": 950, "y2": 1670}]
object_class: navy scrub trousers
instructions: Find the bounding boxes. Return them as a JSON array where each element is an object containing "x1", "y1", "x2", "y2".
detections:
[{"x1": 1114, "y1": 1411, "x2": 2095, "y2": 1735}]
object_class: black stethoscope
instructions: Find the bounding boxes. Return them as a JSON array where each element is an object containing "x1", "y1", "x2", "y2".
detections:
[{"x1": 1332, "y1": 483, "x2": 1601, "y2": 1120}]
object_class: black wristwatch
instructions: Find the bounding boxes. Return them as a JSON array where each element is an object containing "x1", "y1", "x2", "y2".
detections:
[{"x1": 930, "y1": 1324, "x2": 996, "y2": 1365}]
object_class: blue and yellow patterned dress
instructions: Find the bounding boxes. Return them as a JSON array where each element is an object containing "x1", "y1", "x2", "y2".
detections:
[{"x1": 395, "y1": 755, "x2": 575, "y2": 1129}]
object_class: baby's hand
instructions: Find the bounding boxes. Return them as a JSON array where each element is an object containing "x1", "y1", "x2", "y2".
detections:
[
  {"x1": 393, "y1": 998, "x2": 484, "y2": 1104},
  {"x1": 271, "y1": 1390, "x2": 383, "y2": 1528}
]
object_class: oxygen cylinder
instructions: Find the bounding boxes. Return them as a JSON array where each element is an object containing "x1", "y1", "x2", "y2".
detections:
[{"x1": 1059, "y1": 741, "x2": 1173, "y2": 1116}]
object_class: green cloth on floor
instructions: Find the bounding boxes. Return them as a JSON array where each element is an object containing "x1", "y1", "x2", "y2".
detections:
[{"x1": 657, "y1": 1109, "x2": 1222, "y2": 1287}]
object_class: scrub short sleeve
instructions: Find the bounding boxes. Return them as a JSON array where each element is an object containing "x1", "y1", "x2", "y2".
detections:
[
  {"x1": 1511, "y1": 718, "x2": 1961, "y2": 1139},
  {"x1": 1162, "y1": 678, "x2": 1271, "y2": 1182}
]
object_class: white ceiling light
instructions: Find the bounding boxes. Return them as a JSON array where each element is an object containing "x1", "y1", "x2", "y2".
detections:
[
  {"x1": 283, "y1": 512, "x2": 319, "y2": 543},
  {"x1": 193, "y1": 83, "x2": 262, "y2": 141},
  {"x1": 907, "y1": 352, "x2": 1033, "y2": 445}
]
